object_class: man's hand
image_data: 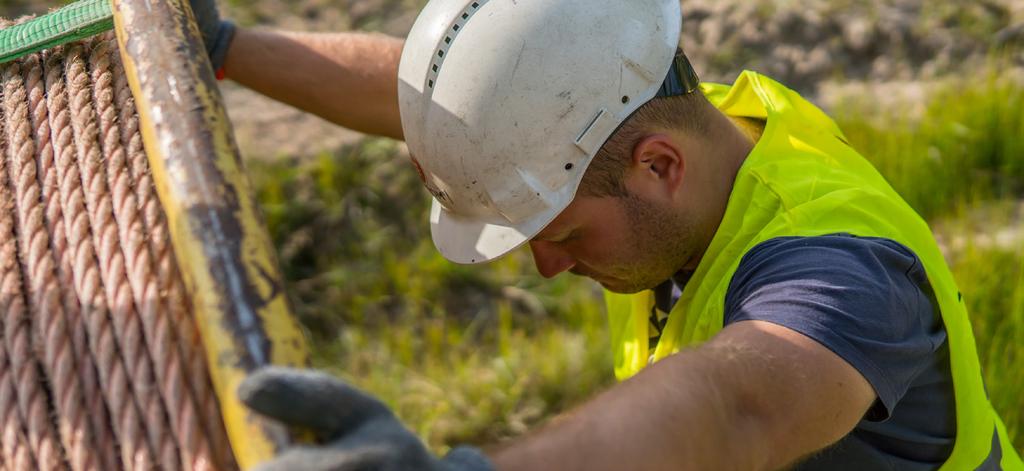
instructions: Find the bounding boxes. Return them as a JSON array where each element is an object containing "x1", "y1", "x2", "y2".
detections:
[
  {"x1": 188, "y1": 0, "x2": 236, "y2": 72},
  {"x1": 239, "y1": 367, "x2": 494, "y2": 471}
]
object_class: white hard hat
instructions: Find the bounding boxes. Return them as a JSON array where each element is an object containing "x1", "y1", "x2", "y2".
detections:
[{"x1": 398, "y1": 0, "x2": 684, "y2": 264}]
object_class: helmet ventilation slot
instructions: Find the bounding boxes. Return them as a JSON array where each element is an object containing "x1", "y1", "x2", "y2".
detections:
[{"x1": 427, "y1": 0, "x2": 489, "y2": 89}]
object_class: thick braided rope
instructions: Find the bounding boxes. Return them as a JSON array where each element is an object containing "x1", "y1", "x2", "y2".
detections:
[
  {"x1": 0, "y1": 148, "x2": 41, "y2": 471},
  {"x1": 42, "y1": 44, "x2": 146, "y2": 470},
  {"x1": 2, "y1": 54, "x2": 104, "y2": 471},
  {"x1": 109, "y1": 37, "x2": 236, "y2": 471},
  {"x1": 0, "y1": 22, "x2": 69, "y2": 471},
  {"x1": 44, "y1": 43, "x2": 156, "y2": 471},
  {"x1": 0, "y1": 22, "x2": 68, "y2": 471},
  {"x1": 22, "y1": 47, "x2": 119, "y2": 471},
  {"x1": 88, "y1": 33, "x2": 220, "y2": 471},
  {"x1": 0, "y1": 342, "x2": 37, "y2": 471},
  {"x1": 0, "y1": 20, "x2": 237, "y2": 471},
  {"x1": 0, "y1": 179, "x2": 36, "y2": 471},
  {"x1": 63, "y1": 41, "x2": 182, "y2": 471}
]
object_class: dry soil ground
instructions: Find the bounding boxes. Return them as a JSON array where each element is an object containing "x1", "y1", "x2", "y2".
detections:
[{"x1": 2, "y1": 0, "x2": 1021, "y2": 159}]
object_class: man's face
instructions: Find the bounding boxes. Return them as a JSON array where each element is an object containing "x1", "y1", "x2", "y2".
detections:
[{"x1": 529, "y1": 191, "x2": 697, "y2": 294}]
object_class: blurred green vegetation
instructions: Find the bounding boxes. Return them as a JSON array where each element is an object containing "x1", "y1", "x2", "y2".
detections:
[
  {"x1": 250, "y1": 141, "x2": 613, "y2": 448},
  {"x1": 952, "y1": 243, "x2": 1024, "y2": 451},
  {"x1": 835, "y1": 72, "x2": 1024, "y2": 220},
  {"x1": 251, "y1": 68, "x2": 1024, "y2": 453}
]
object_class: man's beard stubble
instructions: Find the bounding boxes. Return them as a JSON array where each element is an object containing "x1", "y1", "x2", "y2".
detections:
[{"x1": 592, "y1": 193, "x2": 696, "y2": 294}]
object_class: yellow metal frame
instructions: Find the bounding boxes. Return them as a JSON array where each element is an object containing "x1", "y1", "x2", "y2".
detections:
[{"x1": 110, "y1": 0, "x2": 309, "y2": 468}]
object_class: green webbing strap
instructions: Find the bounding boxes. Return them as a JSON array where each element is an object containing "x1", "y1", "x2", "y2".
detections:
[{"x1": 0, "y1": 0, "x2": 114, "y2": 64}]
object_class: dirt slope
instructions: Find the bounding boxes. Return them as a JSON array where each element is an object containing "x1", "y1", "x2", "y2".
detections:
[{"x1": 2, "y1": 0, "x2": 1021, "y2": 159}]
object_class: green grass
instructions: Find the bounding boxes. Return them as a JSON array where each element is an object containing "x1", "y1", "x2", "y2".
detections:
[
  {"x1": 251, "y1": 70, "x2": 1024, "y2": 454},
  {"x1": 834, "y1": 70, "x2": 1024, "y2": 220},
  {"x1": 951, "y1": 243, "x2": 1024, "y2": 449}
]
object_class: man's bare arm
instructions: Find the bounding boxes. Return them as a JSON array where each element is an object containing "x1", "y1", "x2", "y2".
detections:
[
  {"x1": 488, "y1": 321, "x2": 876, "y2": 471},
  {"x1": 224, "y1": 29, "x2": 405, "y2": 140}
]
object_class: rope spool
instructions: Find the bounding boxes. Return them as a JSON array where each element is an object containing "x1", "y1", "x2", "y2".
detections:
[{"x1": 0, "y1": 23, "x2": 237, "y2": 471}]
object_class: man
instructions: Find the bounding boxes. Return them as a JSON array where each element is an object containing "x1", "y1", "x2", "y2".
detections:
[{"x1": 193, "y1": 0, "x2": 1022, "y2": 469}]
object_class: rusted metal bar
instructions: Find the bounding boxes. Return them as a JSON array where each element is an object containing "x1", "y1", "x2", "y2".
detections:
[{"x1": 109, "y1": 1, "x2": 310, "y2": 468}]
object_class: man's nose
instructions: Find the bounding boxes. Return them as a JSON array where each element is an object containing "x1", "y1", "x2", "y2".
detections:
[{"x1": 528, "y1": 240, "x2": 576, "y2": 278}]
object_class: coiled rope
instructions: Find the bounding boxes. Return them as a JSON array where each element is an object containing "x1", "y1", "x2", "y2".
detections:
[{"x1": 0, "y1": 22, "x2": 235, "y2": 471}]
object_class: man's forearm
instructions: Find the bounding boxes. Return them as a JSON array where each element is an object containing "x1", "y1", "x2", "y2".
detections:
[
  {"x1": 224, "y1": 28, "x2": 405, "y2": 140},
  {"x1": 487, "y1": 322, "x2": 874, "y2": 471},
  {"x1": 488, "y1": 346, "x2": 773, "y2": 471}
]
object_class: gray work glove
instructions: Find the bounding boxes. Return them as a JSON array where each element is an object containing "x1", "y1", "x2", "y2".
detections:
[
  {"x1": 239, "y1": 367, "x2": 495, "y2": 471},
  {"x1": 188, "y1": 0, "x2": 236, "y2": 72}
]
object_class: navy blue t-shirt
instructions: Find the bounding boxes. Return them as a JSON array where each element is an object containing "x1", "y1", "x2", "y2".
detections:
[{"x1": 652, "y1": 234, "x2": 959, "y2": 469}]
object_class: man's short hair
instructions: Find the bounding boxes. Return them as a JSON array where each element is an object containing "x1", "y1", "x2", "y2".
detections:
[{"x1": 579, "y1": 90, "x2": 713, "y2": 198}]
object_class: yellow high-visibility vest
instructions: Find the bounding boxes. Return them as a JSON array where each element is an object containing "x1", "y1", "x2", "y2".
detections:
[{"x1": 605, "y1": 71, "x2": 1022, "y2": 469}]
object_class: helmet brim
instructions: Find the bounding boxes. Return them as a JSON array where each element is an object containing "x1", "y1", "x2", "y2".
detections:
[{"x1": 430, "y1": 198, "x2": 560, "y2": 265}]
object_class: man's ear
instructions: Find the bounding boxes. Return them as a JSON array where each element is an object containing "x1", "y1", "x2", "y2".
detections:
[{"x1": 629, "y1": 134, "x2": 685, "y2": 197}]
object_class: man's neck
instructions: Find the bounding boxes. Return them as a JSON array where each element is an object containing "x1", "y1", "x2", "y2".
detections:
[
  {"x1": 716, "y1": 115, "x2": 762, "y2": 193},
  {"x1": 679, "y1": 114, "x2": 762, "y2": 272}
]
